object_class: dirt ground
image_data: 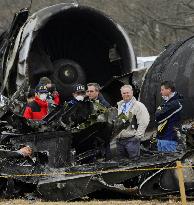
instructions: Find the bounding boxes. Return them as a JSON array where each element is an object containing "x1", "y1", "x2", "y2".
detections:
[{"x1": 1, "y1": 199, "x2": 194, "y2": 205}]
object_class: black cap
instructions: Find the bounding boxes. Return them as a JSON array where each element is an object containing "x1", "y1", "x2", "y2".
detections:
[
  {"x1": 35, "y1": 85, "x2": 48, "y2": 93},
  {"x1": 73, "y1": 84, "x2": 85, "y2": 93}
]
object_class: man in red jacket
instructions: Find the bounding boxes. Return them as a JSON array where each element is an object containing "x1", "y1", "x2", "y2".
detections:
[{"x1": 23, "y1": 85, "x2": 49, "y2": 120}]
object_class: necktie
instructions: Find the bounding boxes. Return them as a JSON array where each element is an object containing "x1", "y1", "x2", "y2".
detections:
[{"x1": 122, "y1": 103, "x2": 127, "y2": 114}]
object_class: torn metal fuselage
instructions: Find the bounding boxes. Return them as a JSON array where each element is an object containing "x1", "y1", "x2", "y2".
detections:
[
  {"x1": 1, "y1": 101, "x2": 194, "y2": 201},
  {"x1": 1, "y1": 132, "x2": 194, "y2": 201}
]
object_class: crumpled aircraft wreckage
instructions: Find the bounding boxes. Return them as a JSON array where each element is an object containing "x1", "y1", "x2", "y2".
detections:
[{"x1": 0, "y1": 2, "x2": 194, "y2": 201}]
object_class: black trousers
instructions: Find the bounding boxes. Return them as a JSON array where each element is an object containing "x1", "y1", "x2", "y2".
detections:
[{"x1": 116, "y1": 137, "x2": 140, "y2": 159}]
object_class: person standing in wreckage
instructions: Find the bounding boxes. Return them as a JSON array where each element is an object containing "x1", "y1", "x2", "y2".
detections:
[
  {"x1": 86, "y1": 83, "x2": 113, "y2": 159},
  {"x1": 65, "y1": 84, "x2": 92, "y2": 126},
  {"x1": 23, "y1": 85, "x2": 49, "y2": 120},
  {"x1": 86, "y1": 82, "x2": 110, "y2": 108},
  {"x1": 155, "y1": 81, "x2": 183, "y2": 152},
  {"x1": 116, "y1": 85, "x2": 150, "y2": 159},
  {"x1": 68, "y1": 84, "x2": 86, "y2": 106},
  {"x1": 38, "y1": 77, "x2": 60, "y2": 107}
]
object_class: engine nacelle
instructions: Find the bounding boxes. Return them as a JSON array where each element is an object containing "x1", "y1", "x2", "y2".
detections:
[{"x1": 1, "y1": 3, "x2": 136, "y2": 101}]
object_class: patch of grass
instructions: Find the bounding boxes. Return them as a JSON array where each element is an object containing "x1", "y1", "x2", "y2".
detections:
[{"x1": 0, "y1": 199, "x2": 192, "y2": 205}]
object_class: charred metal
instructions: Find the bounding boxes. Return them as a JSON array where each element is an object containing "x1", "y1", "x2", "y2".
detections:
[{"x1": 0, "y1": 2, "x2": 194, "y2": 202}]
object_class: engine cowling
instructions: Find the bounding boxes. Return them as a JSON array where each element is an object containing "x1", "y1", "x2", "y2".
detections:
[{"x1": 2, "y1": 3, "x2": 136, "y2": 101}]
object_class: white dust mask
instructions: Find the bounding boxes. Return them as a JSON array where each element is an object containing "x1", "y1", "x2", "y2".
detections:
[
  {"x1": 39, "y1": 93, "x2": 47, "y2": 101},
  {"x1": 75, "y1": 95, "x2": 84, "y2": 101}
]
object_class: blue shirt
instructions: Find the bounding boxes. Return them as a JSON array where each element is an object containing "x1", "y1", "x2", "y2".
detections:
[{"x1": 119, "y1": 100, "x2": 133, "y2": 115}]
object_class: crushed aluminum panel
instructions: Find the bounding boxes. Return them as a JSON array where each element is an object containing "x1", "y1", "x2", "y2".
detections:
[
  {"x1": 2, "y1": 27, "x2": 23, "y2": 91},
  {"x1": 139, "y1": 150, "x2": 194, "y2": 196},
  {"x1": 37, "y1": 151, "x2": 185, "y2": 201}
]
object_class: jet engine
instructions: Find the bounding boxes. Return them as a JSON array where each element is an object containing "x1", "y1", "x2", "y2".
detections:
[{"x1": 1, "y1": 3, "x2": 136, "y2": 101}]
